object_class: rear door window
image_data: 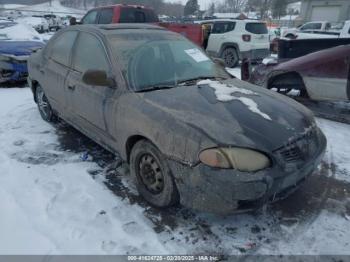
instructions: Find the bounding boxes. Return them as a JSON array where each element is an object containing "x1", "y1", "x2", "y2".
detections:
[
  {"x1": 245, "y1": 23, "x2": 268, "y2": 34},
  {"x1": 50, "y1": 31, "x2": 78, "y2": 66},
  {"x1": 82, "y1": 10, "x2": 98, "y2": 24},
  {"x1": 98, "y1": 8, "x2": 114, "y2": 24},
  {"x1": 212, "y1": 22, "x2": 236, "y2": 34},
  {"x1": 119, "y1": 8, "x2": 158, "y2": 23},
  {"x1": 300, "y1": 23, "x2": 322, "y2": 30}
]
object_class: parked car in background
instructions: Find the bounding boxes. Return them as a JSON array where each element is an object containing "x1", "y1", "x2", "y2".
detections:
[
  {"x1": 28, "y1": 24, "x2": 326, "y2": 214},
  {"x1": 248, "y1": 44, "x2": 350, "y2": 101},
  {"x1": 199, "y1": 19, "x2": 270, "y2": 67},
  {"x1": 80, "y1": 4, "x2": 204, "y2": 47},
  {"x1": 282, "y1": 21, "x2": 332, "y2": 38},
  {"x1": 16, "y1": 16, "x2": 50, "y2": 33},
  {"x1": 80, "y1": 5, "x2": 270, "y2": 68},
  {"x1": 0, "y1": 21, "x2": 44, "y2": 83},
  {"x1": 295, "y1": 20, "x2": 350, "y2": 39},
  {"x1": 42, "y1": 14, "x2": 63, "y2": 31}
]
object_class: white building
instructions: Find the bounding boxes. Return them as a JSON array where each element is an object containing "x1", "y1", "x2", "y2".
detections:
[{"x1": 300, "y1": 0, "x2": 350, "y2": 22}]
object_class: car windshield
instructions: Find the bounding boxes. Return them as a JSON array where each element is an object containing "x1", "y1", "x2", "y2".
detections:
[{"x1": 108, "y1": 31, "x2": 229, "y2": 91}]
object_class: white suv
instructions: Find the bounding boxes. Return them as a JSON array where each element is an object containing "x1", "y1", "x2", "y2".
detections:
[{"x1": 200, "y1": 19, "x2": 270, "y2": 68}]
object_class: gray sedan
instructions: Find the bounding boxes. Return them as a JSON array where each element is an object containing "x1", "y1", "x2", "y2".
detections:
[{"x1": 28, "y1": 24, "x2": 326, "y2": 214}]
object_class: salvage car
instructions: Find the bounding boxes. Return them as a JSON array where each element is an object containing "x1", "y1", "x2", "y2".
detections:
[
  {"x1": 0, "y1": 21, "x2": 44, "y2": 83},
  {"x1": 28, "y1": 24, "x2": 326, "y2": 214},
  {"x1": 248, "y1": 44, "x2": 350, "y2": 101}
]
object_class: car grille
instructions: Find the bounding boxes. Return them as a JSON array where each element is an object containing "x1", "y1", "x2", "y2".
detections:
[{"x1": 274, "y1": 126, "x2": 319, "y2": 164}]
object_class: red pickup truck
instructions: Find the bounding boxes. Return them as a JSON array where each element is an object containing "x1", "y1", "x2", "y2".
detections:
[{"x1": 80, "y1": 4, "x2": 204, "y2": 47}]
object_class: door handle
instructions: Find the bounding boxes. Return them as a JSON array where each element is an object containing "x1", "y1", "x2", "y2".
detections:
[{"x1": 68, "y1": 85, "x2": 76, "y2": 91}]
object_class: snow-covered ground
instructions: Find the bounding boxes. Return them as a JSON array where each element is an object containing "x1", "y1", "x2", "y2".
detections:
[
  {"x1": 0, "y1": 85, "x2": 349, "y2": 255},
  {"x1": 5, "y1": 0, "x2": 85, "y2": 17}
]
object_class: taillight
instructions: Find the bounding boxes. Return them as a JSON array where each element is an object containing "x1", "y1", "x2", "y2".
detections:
[{"x1": 242, "y1": 34, "x2": 251, "y2": 42}]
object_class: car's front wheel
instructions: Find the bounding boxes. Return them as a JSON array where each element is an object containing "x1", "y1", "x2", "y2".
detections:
[
  {"x1": 130, "y1": 140, "x2": 179, "y2": 208},
  {"x1": 35, "y1": 85, "x2": 57, "y2": 122}
]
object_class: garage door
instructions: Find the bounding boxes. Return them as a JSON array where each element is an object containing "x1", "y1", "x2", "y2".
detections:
[{"x1": 311, "y1": 6, "x2": 341, "y2": 22}]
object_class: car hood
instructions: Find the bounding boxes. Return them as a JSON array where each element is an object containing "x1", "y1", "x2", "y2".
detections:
[
  {"x1": 141, "y1": 78, "x2": 315, "y2": 152},
  {"x1": 0, "y1": 41, "x2": 44, "y2": 56}
]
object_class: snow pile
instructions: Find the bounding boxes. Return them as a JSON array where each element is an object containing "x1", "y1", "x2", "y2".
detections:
[
  {"x1": 15, "y1": 0, "x2": 85, "y2": 17},
  {"x1": 317, "y1": 119, "x2": 350, "y2": 183},
  {"x1": 262, "y1": 57, "x2": 278, "y2": 65},
  {"x1": 0, "y1": 89, "x2": 180, "y2": 255},
  {"x1": 16, "y1": 17, "x2": 48, "y2": 28},
  {"x1": 0, "y1": 22, "x2": 43, "y2": 42},
  {"x1": 198, "y1": 79, "x2": 272, "y2": 120}
]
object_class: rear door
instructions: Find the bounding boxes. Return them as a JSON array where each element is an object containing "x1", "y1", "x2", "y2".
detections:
[
  {"x1": 42, "y1": 30, "x2": 78, "y2": 113},
  {"x1": 206, "y1": 21, "x2": 236, "y2": 55},
  {"x1": 303, "y1": 47, "x2": 349, "y2": 101},
  {"x1": 66, "y1": 32, "x2": 112, "y2": 133}
]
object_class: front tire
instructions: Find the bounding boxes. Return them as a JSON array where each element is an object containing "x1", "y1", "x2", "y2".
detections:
[
  {"x1": 130, "y1": 140, "x2": 179, "y2": 208},
  {"x1": 35, "y1": 85, "x2": 57, "y2": 122},
  {"x1": 222, "y1": 47, "x2": 239, "y2": 68}
]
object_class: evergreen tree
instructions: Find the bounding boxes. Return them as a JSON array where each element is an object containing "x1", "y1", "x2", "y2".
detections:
[{"x1": 184, "y1": 0, "x2": 198, "y2": 16}]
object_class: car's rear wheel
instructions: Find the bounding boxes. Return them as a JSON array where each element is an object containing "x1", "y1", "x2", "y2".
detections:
[
  {"x1": 35, "y1": 85, "x2": 57, "y2": 122},
  {"x1": 130, "y1": 140, "x2": 179, "y2": 208},
  {"x1": 222, "y1": 47, "x2": 239, "y2": 68}
]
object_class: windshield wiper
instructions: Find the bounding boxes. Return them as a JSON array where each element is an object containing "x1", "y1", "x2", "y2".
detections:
[
  {"x1": 135, "y1": 85, "x2": 176, "y2": 93},
  {"x1": 178, "y1": 76, "x2": 227, "y2": 86}
]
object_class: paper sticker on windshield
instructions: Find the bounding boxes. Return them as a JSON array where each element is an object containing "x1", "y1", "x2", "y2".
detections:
[{"x1": 184, "y1": 48, "x2": 209, "y2": 62}]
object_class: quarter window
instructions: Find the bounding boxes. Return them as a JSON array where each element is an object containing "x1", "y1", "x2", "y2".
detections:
[
  {"x1": 73, "y1": 32, "x2": 109, "y2": 73},
  {"x1": 50, "y1": 31, "x2": 78, "y2": 66},
  {"x1": 212, "y1": 22, "x2": 236, "y2": 34}
]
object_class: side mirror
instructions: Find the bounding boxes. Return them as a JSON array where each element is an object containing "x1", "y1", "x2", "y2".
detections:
[
  {"x1": 82, "y1": 70, "x2": 116, "y2": 87},
  {"x1": 213, "y1": 58, "x2": 226, "y2": 68}
]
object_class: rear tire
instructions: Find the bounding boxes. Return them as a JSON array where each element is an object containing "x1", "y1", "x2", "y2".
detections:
[
  {"x1": 130, "y1": 140, "x2": 179, "y2": 208},
  {"x1": 35, "y1": 85, "x2": 57, "y2": 122},
  {"x1": 222, "y1": 47, "x2": 239, "y2": 68}
]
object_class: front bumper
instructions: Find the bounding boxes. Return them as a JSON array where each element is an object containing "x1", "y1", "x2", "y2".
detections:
[
  {"x1": 0, "y1": 60, "x2": 28, "y2": 83},
  {"x1": 168, "y1": 128, "x2": 327, "y2": 214},
  {"x1": 240, "y1": 48, "x2": 270, "y2": 62}
]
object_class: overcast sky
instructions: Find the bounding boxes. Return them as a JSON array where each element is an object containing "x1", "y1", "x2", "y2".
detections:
[{"x1": 165, "y1": 0, "x2": 223, "y2": 10}]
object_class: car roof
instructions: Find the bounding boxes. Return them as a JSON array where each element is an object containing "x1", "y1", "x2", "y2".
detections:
[
  {"x1": 88, "y1": 4, "x2": 153, "y2": 11},
  {"x1": 199, "y1": 19, "x2": 263, "y2": 24},
  {"x1": 60, "y1": 23, "x2": 170, "y2": 36},
  {"x1": 67, "y1": 24, "x2": 166, "y2": 34}
]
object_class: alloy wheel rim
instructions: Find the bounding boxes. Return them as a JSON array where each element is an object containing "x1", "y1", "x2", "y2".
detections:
[
  {"x1": 37, "y1": 88, "x2": 49, "y2": 118},
  {"x1": 225, "y1": 51, "x2": 236, "y2": 67}
]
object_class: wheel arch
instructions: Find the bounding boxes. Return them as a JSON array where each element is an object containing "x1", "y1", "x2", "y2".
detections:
[
  {"x1": 219, "y1": 42, "x2": 240, "y2": 58},
  {"x1": 125, "y1": 135, "x2": 156, "y2": 163},
  {"x1": 267, "y1": 71, "x2": 307, "y2": 93}
]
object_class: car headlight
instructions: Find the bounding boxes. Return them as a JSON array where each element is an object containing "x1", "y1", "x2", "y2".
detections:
[{"x1": 199, "y1": 147, "x2": 271, "y2": 172}]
